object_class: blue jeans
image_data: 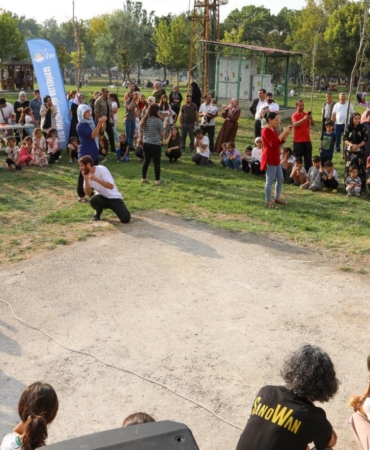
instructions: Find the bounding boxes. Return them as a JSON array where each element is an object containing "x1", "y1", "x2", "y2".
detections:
[
  {"x1": 116, "y1": 148, "x2": 129, "y2": 161},
  {"x1": 334, "y1": 123, "x2": 345, "y2": 152},
  {"x1": 125, "y1": 119, "x2": 136, "y2": 148},
  {"x1": 265, "y1": 163, "x2": 284, "y2": 202},
  {"x1": 224, "y1": 158, "x2": 241, "y2": 170}
]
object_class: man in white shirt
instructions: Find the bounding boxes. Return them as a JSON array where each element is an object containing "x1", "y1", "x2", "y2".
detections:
[
  {"x1": 79, "y1": 155, "x2": 131, "y2": 223},
  {"x1": 199, "y1": 93, "x2": 218, "y2": 153},
  {"x1": 249, "y1": 89, "x2": 267, "y2": 138},
  {"x1": 192, "y1": 128, "x2": 211, "y2": 166},
  {"x1": 260, "y1": 92, "x2": 279, "y2": 118},
  {"x1": 0, "y1": 98, "x2": 14, "y2": 121},
  {"x1": 331, "y1": 92, "x2": 354, "y2": 153}
]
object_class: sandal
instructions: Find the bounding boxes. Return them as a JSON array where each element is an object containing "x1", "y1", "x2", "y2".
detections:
[
  {"x1": 265, "y1": 202, "x2": 279, "y2": 209},
  {"x1": 274, "y1": 198, "x2": 287, "y2": 205},
  {"x1": 78, "y1": 198, "x2": 89, "y2": 203},
  {"x1": 141, "y1": 179, "x2": 149, "y2": 184}
]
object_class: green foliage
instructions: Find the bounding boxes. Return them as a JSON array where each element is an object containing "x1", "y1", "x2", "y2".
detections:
[
  {"x1": 152, "y1": 14, "x2": 192, "y2": 73},
  {"x1": 0, "y1": 10, "x2": 26, "y2": 61},
  {"x1": 325, "y1": 2, "x2": 369, "y2": 77}
]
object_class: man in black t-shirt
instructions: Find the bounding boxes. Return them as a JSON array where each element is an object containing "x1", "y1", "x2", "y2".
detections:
[{"x1": 236, "y1": 344, "x2": 339, "y2": 450}]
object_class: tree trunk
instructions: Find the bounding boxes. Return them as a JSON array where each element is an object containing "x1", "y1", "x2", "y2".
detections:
[
  {"x1": 163, "y1": 65, "x2": 167, "y2": 80},
  {"x1": 108, "y1": 67, "x2": 112, "y2": 84},
  {"x1": 138, "y1": 63, "x2": 141, "y2": 83}
]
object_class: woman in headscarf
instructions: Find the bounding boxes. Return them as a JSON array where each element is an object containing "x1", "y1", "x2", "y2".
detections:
[
  {"x1": 14, "y1": 91, "x2": 30, "y2": 124},
  {"x1": 40, "y1": 95, "x2": 57, "y2": 137},
  {"x1": 76, "y1": 104, "x2": 107, "y2": 203},
  {"x1": 214, "y1": 98, "x2": 241, "y2": 154},
  {"x1": 344, "y1": 111, "x2": 368, "y2": 190},
  {"x1": 152, "y1": 81, "x2": 166, "y2": 103},
  {"x1": 69, "y1": 93, "x2": 85, "y2": 141}
]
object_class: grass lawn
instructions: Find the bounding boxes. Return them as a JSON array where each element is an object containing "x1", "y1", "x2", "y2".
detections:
[{"x1": 1, "y1": 79, "x2": 369, "y2": 268}]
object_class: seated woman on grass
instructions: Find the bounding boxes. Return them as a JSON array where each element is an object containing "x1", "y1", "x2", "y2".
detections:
[{"x1": 165, "y1": 126, "x2": 181, "y2": 163}]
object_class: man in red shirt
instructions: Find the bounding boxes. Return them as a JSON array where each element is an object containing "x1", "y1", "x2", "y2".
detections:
[{"x1": 292, "y1": 100, "x2": 315, "y2": 171}]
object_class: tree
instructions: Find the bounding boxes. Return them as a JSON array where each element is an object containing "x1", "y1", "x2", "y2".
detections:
[
  {"x1": 152, "y1": 14, "x2": 192, "y2": 79},
  {"x1": 222, "y1": 6, "x2": 274, "y2": 45},
  {"x1": 325, "y1": 1, "x2": 370, "y2": 78},
  {"x1": 0, "y1": 10, "x2": 26, "y2": 61},
  {"x1": 56, "y1": 44, "x2": 71, "y2": 73}
]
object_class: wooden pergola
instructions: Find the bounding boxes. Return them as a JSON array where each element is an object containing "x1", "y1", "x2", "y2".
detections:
[{"x1": 0, "y1": 60, "x2": 34, "y2": 91}]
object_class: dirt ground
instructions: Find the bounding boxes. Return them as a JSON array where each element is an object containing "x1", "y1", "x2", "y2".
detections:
[{"x1": 0, "y1": 212, "x2": 369, "y2": 450}]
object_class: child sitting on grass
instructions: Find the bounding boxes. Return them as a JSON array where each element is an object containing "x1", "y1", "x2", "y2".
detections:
[
  {"x1": 67, "y1": 136, "x2": 78, "y2": 163},
  {"x1": 5, "y1": 136, "x2": 21, "y2": 170},
  {"x1": 242, "y1": 145, "x2": 253, "y2": 173},
  {"x1": 290, "y1": 157, "x2": 307, "y2": 186},
  {"x1": 345, "y1": 165, "x2": 362, "y2": 197},
  {"x1": 46, "y1": 128, "x2": 61, "y2": 164},
  {"x1": 280, "y1": 146, "x2": 295, "y2": 180},
  {"x1": 31, "y1": 129, "x2": 48, "y2": 167},
  {"x1": 219, "y1": 142, "x2": 228, "y2": 167},
  {"x1": 223, "y1": 142, "x2": 242, "y2": 170},
  {"x1": 322, "y1": 160, "x2": 339, "y2": 193},
  {"x1": 251, "y1": 137, "x2": 263, "y2": 175},
  {"x1": 18, "y1": 136, "x2": 33, "y2": 166},
  {"x1": 320, "y1": 119, "x2": 336, "y2": 168},
  {"x1": 116, "y1": 133, "x2": 130, "y2": 162},
  {"x1": 300, "y1": 155, "x2": 322, "y2": 191}
]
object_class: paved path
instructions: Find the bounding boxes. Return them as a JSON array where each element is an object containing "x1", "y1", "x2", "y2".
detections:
[{"x1": 0, "y1": 212, "x2": 368, "y2": 449}]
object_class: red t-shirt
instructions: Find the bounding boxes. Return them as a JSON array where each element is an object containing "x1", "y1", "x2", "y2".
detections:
[
  {"x1": 292, "y1": 111, "x2": 310, "y2": 142},
  {"x1": 261, "y1": 127, "x2": 282, "y2": 169}
]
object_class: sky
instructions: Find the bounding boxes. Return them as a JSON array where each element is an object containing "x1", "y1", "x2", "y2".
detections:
[{"x1": 7, "y1": 0, "x2": 306, "y2": 24}]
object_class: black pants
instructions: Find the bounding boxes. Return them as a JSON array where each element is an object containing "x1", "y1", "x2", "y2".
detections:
[
  {"x1": 135, "y1": 146, "x2": 144, "y2": 159},
  {"x1": 192, "y1": 153, "x2": 209, "y2": 166},
  {"x1": 90, "y1": 195, "x2": 131, "y2": 223},
  {"x1": 201, "y1": 125, "x2": 215, "y2": 153},
  {"x1": 6, "y1": 158, "x2": 21, "y2": 170},
  {"x1": 48, "y1": 150, "x2": 61, "y2": 164},
  {"x1": 77, "y1": 158, "x2": 99, "y2": 198},
  {"x1": 142, "y1": 143, "x2": 161, "y2": 181},
  {"x1": 165, "y1": 149, "x2": 182, "y2": 162},
  {"x1": 323, "y1": 178, "x2": 339, "y2": 189},
  {"x1": 106, "y1": 122, "x2": 116, "y2": 153},
  {"x1": 254, "y1": 119, "x2": 261, "y2": 138},
  {"x1": 181, "y1": 124, "x2": 195, "y2": 151},
  {"x1": 293, "y1": 142, "x2": 313, "y2": 172},
  {"x1": 251, "y1": 160, "x2": 261, "y2": 175},
  {"x1": 320, "y1": 155, "x2": 333, "y2": 167},
  {"x1": 242, "y1": 160, "x2": 251, "y2": 173}
]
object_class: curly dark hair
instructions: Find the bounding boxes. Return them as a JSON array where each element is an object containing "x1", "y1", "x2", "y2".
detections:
[{"x1": 281, "y1": 344, "x2": 339, "y2": 402}]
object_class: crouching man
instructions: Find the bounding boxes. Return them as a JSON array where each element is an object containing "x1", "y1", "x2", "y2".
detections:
[{"x1": 78, "y1": 155, "x2": 130, "y2": 223}]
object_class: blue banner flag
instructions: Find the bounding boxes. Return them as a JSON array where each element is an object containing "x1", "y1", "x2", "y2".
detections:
[{"x1": 27, "y1": 39, "x2": 70, "y2": 147}]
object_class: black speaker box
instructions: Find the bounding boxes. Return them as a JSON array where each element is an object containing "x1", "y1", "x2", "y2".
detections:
[{"x1": 39, "y1": 420, "x2": 200, "y2": 450}]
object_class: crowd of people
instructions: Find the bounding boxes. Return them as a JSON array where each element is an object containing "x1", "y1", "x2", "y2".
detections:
[
  {"x1": 2, "y1": 345, "x2": 370, "y2": 450},
  {"x1": 1, "y1": 85, "x2": 370, "y2": 217}
]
